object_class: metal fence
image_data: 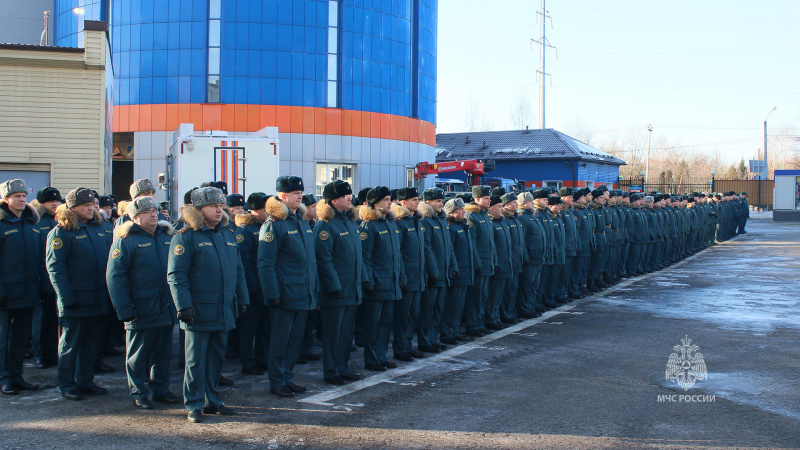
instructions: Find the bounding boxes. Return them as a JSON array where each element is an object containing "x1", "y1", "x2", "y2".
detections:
[{"x1": 617, "y1": 178, "x2": 774, "y2": 209}]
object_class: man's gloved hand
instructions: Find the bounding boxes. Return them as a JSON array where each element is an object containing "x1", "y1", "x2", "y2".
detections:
[
  {"x1": 451, "y1": 270, "x2": 458, "y2": 279},
  {"x1": 238, "y1": 304, "x2": 248, "y2": 315},
  {"x1": 267, "y1": 298, "x2": 281, "y2": 307},
  {"x1": 40, "y1": 292, "x2": 56, "y2": 303},
  {"x1": 475, "y1": 266, "x2": 482, "y2": 275},
  {"x1": 427, "y1": 276, "x2": 438, "y2": 287},
  {"x1": 0, "y1": 296, "x2": 6, "y2": 307},
  {"x1": 177, "y1": 308, "x2": 193, "y2": 325},
  {"x1": 328, "y1": 289, "x2": 341, "y2": 298},
  {"x1": 362, "y1": 282, "x2": 374, "y2": 295},
  {"x1": 119, "y1": 314, "x2": 136, "y2": 323},
  {"x1": 63, "y1": 301, "x2": 78, "y2": 310}
]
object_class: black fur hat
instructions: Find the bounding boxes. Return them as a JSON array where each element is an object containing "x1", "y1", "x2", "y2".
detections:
[
  {"x1": 532, "y1": 189, "x2": 549, "y2": 199},
  {"x1": 396, "y1": 187, "x2": 419, "y2": 201},
  {"x1": 323, "y1": 180, "x2": 353, "y2": 201},
  {"x1": 357, "y1": 188, "x2": 370, "y2": 205},
  {"x1": 226, "y1": 194, "x2": 245, "y2": 208},
  {"x1": 367, "y1": 186, "x2": 391, "y2": 206},
  {"x1": 423, "y1": 188, "x2": 445, "y2": 201},
  {"x1": 36, "y1": 187, "x2": 62, "y2": 203},
  {"x1": 201, "y1": 181, "x2": 228, "y2": 195},
  {"x1": 247, "y1": 192, "x2": 269, "y2": 210},
  {"x1": 472, "y1": 185, "x2": 491, "y2": 198},
  {"x1": 276, "y1": 176, "x2": 304, "y2": 193}
]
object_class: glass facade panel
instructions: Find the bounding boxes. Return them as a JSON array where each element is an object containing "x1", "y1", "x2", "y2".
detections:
[
  {"x1": 208, "y1": 47, "x2": 220, "y2": 74},
  {"x1": 316, "y1": 163, "x2": 356, "y2": 197},
  {"x1": 208, "y1": 20, "x2": 220, "y2": 46}
]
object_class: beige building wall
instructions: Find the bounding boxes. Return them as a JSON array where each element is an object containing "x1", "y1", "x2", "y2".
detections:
[{"x1": 0, "y1": 27, "x2": 110, "y2": 195}]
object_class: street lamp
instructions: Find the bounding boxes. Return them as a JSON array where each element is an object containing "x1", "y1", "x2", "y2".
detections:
[
  {"x1": 710, "y1": 169, "x2": 716, "y2": 192},
  {"x1": 639, "y1": 170, "x2": 646, "y2": 193},
  {"x1": 764, "y1": 107, "x2": 776, "y2": 177},
  {"x1": 646, "y1": 125, "x2": 653, "y2": 188}
]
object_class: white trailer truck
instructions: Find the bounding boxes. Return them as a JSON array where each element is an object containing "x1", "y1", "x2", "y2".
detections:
[{"x1": 162, "y1": 123, "x2": 279, "y2": 220}]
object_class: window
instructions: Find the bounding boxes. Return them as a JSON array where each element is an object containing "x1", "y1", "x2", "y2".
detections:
[
  {"x1": 407, "y1": 168, "x2": 416, "y2": 188},
  {"x1": 544, "y1": 180, "x2": 563, "y2": 190},
  {"x1": 207, "y1": 0, "x2": 221, "y2": 103},
  {"x1": 316, "y1": 162, "x2": 356, "y2": 197},
  {"x1": 326, "y1": 1, "x2": 339, "y2": 108}
]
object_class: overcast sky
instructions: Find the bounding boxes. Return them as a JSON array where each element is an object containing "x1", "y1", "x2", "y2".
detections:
[{"x1": 436, "y1": 0, "x2": 800, "y2": 164}]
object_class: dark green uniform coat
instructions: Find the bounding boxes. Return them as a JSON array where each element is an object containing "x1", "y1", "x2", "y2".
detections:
[
  {"x1": 314, "y1": 201, "x2": 363, "y2": 307},
  {"x1": 0, "y1": 201, "x2": 42, "y2": 309},
  {"x1": 419, "y1": 202, "x2": 457, "y2": 287}
]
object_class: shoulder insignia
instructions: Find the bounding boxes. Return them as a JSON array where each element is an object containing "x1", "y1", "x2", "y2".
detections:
[
  {"x1": 319, "y1": 230, "x2": 330, "y2": 241},
  {"x1": 360, "y1": 231, "x2": 368, "y2": 240},
  {"x1": 263, "y1": 232, "x2": 274, "y2": 242},
  {"x1": 235, "y1": 234, "x2": 244, "y2": 243},
  {"x1": 468, "y1": 221, "x2": 473, "y2": 227},
  {"x1": 421, "y1": 226, "x2": 425, "y2": 232},
  {"x1": 51, "y1": 238, "x2": 63, "y2": 250},
  {"x1": 111, "y1": 249, "x2": 121, "y2": 259},
  {"x1": 173, "y1": 244, "x2": 185, "y2": 255}
]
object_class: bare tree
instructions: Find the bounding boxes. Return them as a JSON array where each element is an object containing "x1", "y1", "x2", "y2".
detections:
[
  {"x1": 509, "y1": 87, "x2": 533, "y2": 130},
  {"x1": 768, "y1": 125, "x2": 800, "y2": 177},
  {"x1": 462, "y1": 95, "x2": 494, "y2": 132},
  {"x1": 565, "y1": 114, "x2": 595, "y2": 146}
]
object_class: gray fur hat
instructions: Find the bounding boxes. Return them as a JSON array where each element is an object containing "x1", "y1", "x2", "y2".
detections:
[
  {"x1": 517, "y1": 191, "x2": 534, "y2": 205},
  {"x1": 444, "y1": 197, "x2": 465, "y2": 215},
  {"x1": 65, "y1": 187, "x2": 94, "y2": 208},
  {"x1": 129, "y1": 178, "x2": 156, "y2": 199},
  {"x1": 191, "y1": 187, "x2": 225, "y2": 209},
  {"x1": 0, "y1": 179, "x2": 27, "y2": 199},
  {"x1": 126, "y1": 196, "x2": 158, "y2": 218}
]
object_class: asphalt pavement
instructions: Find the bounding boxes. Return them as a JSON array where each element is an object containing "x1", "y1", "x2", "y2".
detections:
[{"x1": 2, "y1": 215, "x2": 799, "y2": 449}]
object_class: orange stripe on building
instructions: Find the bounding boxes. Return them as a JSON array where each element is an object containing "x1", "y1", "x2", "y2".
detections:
[{"x1": 113, "y1": 104, "x2": 437, "y2": 147}]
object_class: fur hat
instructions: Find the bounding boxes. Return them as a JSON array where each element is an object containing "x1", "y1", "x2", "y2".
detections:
[
  {"x1": 591, "y1": 189, "x2": 604, "y2": 198},
  {"x1": 532, "y1": 189, "x2": 549, "y2": 199},
  {"x1": 226, "y1": 194, "x2": 245, "y2": 208},
  {"x1": 501, "y1": 193, "x2": 516, "y2": 206},
  {"x1": 36, "y1": 187, "x2": 62, "y2": 203},
  {"x1": 548, "y1": 196, "x2": 562, "y2": 206},
  {"x1": 472, "y1": 185, "x2": 491, "y2": 198},
  {"x1": 573, "y1": 189, "x2": 587, "y2": 201},
  {"x1": 126, "y1": 196, "x2": 158, "y2": 218},
  {"x1": 444, "y1": 198, "x2": 465, "y2": 215},
  {"x1": 517, "y1": 191, "x2": 534, "y2": 205},
  {"x1": 423, "y1": 188, "x2": 445, "y2": 201},
  {"x1": 458, "y1": 193, "x2": 474, "y2": 204},
  {"x1": 741, "y1": 191, "x2": 748, "y2": 196},
  {"x1": 129, "y1": 178, "x2": 156, "y2": 199},
  {"x1": 629, "y1": 193, "x2": 642, "y2": 202},
  {"x1": 397, "y1": 187, "x2": 419, "y2": 201},
  {"x1": 491, "y1": 187, "x2": 506, "y2": 197},
  {"x1": 390, "y1": 189, "x2": 399, "y2": 201},
  {"x1": 558, "y1": 187, "x2": 574, "y2": 197},
  {"x1": 191, "y1": 187, "x2": 225, "y2": 209},
  {"x1": 99, "y1": 196, "x2": 114, "y2": 208},
  {"x1": 159, "y1": 201, "x2": 169, "y2": 210},
  {"x1": 323, "y1": 180, "x2": 352, "y2": 201},
  {"x1": 357, "y1": 188, "x2": 370, "y2": 205},
  {"x1": 644, "y1": 196, "x2": 654, "y2": 203},
  {"x1": 65, "y1": 187, "x2": 94, "y2": 208},
  {"x1": 276, "y1": 176, "x2": 304, "y2": 193},
  {"x1": 367, "y1": 186, "x2": 391, "y2": 207},
  {"x1": 0, "y1": 179, "x2": 27, "y2": 199},
  {"x1": 201, "y1": 181, "x2": 228, "y2": 195},
  {"x1": 489, "y1": 195, "x2": 503, "y2": 207},
  {"x1": 247, "y1": 192, "x2": 269, "y2": 210},
  {"x1": 302, "y1": 194, "x2": 318, "y2": 207}
]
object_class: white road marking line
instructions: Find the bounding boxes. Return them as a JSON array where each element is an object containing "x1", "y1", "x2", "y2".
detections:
[{"x1": 298, "y1": 302, "x2": 578, "y2": 406}]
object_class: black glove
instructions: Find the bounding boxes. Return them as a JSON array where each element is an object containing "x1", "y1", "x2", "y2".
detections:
[
  {"x1": 451, "y1": 270, "x2": 458, "y2": 279},
  {"x1": 119, "y1": 314, "x2": 136, "y2": 323},
  {"x1": 328, "y1": 289, "x2": 341, "y2": 298},
  {"x1": 401, "y1": 284, "x2": 407, "y2": 293},
  {"x1": 177, "y1": 308, "x2": 193, "y2": 325},
  {"x1": 63, "y1": 301, "x2": 78, "y2": 310},
  {"x1": 40, "y1": 292, "x2": 56, "y2": 303},
  {"x1": 267, "y1": 298, "x2": 281, "y2": 307},
  {"x1": 427, "y1": 276, "x2": 438, "y2": 287},
  {"x1": 362, "y1": 282, "x2": 374, "y2": 295},
  {"x1": 0, "y1": 296, "x2": 5, "y2": 307},
  {"x1": 238, "y1": 304, "x2": 248, "y2": 315},
  {"x1": 475, "y1": 266, "x2": 482, "y2": 275}
]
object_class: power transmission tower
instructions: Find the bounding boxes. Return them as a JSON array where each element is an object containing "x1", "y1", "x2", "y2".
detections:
[{"x1": 531, "y1": 0, "x2": 556, "y2": 129}]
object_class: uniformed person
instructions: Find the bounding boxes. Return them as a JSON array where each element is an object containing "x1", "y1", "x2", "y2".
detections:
[
  {"x1": 463, "y1": 186, "x2": 496, "y2": 336},
  {"x1": 234, "y1": 192, "x2": 271, "y2": 375},
  {"x1": 546, "y1": 195, "x2": 567, "y2": 304},
  {"x1": 29, "y1": 187, "x2": 62, "y2": 369},
  {"x1": 258, "y1": 176, "x2": 317, "y2": 397},
  {"x1": 516, "y1": 191, "x2": 546, "y2": 316},
  {"x1": 570, "y1": 188, "x2": 594, "y2": 298},
  {"x1": 223, "y1": 193, "x2": 246, "y2": 359},
  {"x1": 168, "y1": 186, "x2": 248, "y2": 422},
  {"x1": 159, "y1": 201, "x2": 170, "y2": 219},
  {"x1": 587, "y1": 189, "x2": 608, "y2": 292},
  {"x1": 0, "y1": 179, "x2": 42, "y2": 395},
  {"x1": 98, "y1": 196, "x2": 115, "y2": 223},
  {"x1": 47, "y1": 187, "x2": 113, "y2": 400},
  {"x1": 391, "y1": 187, "x2": 428, "y2": 359},
  {"x1": 441, "y1": 198, "x2": 477, "y2": 342},
  {"x1": 738, "y1": 192, "x2": 749, "y2": 234},
  {"x1": 173, "y1": 188, "x2": 199, "y2": 232},
  {"x1": 359, "y1": 186, "x2": 405, "y2": 371},
  {"x1": 485, "y1": 195, "x2": 513, "y2": 329},
  {"x1": 314, "y1": 181, "x2": 363, "y2": 385},
  {"x1": 558, "y1": 188, "x2": 578, "y2": 301},
  {"x1": 533, "y1": 190, "x2": 556, "y2": 306},
  {"x1": 298, "y1": 193, "x2": 322, "y2": 364},
  {"x1": 419, "y1": 187, "x2": 457, "y2": 347},
  {"x1": 107, "y1": 196, "x2": 179, "y2": 409},
  {"x1": 500, "y1": 193, "x2": 525, "y2": 322}
]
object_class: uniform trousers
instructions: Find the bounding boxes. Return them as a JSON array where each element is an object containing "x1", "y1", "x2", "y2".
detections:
[
  {"x1": 183, "y1": 329, "x2": 227, "y2": 410},
  {"x1": 126, "y1": 326, "x2": 172, "y2": 400}
]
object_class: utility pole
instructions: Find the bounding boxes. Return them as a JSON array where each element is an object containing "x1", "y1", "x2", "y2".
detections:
[
  {"x1": 765, "y1": 106, "x2": 776, "y2": 177},
  {"x1": 646, "y1": 124, "x2": 653, "y2": 191},
  {"x1": 531, "y1": 0, "x2": 555, "y2": 129}
]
